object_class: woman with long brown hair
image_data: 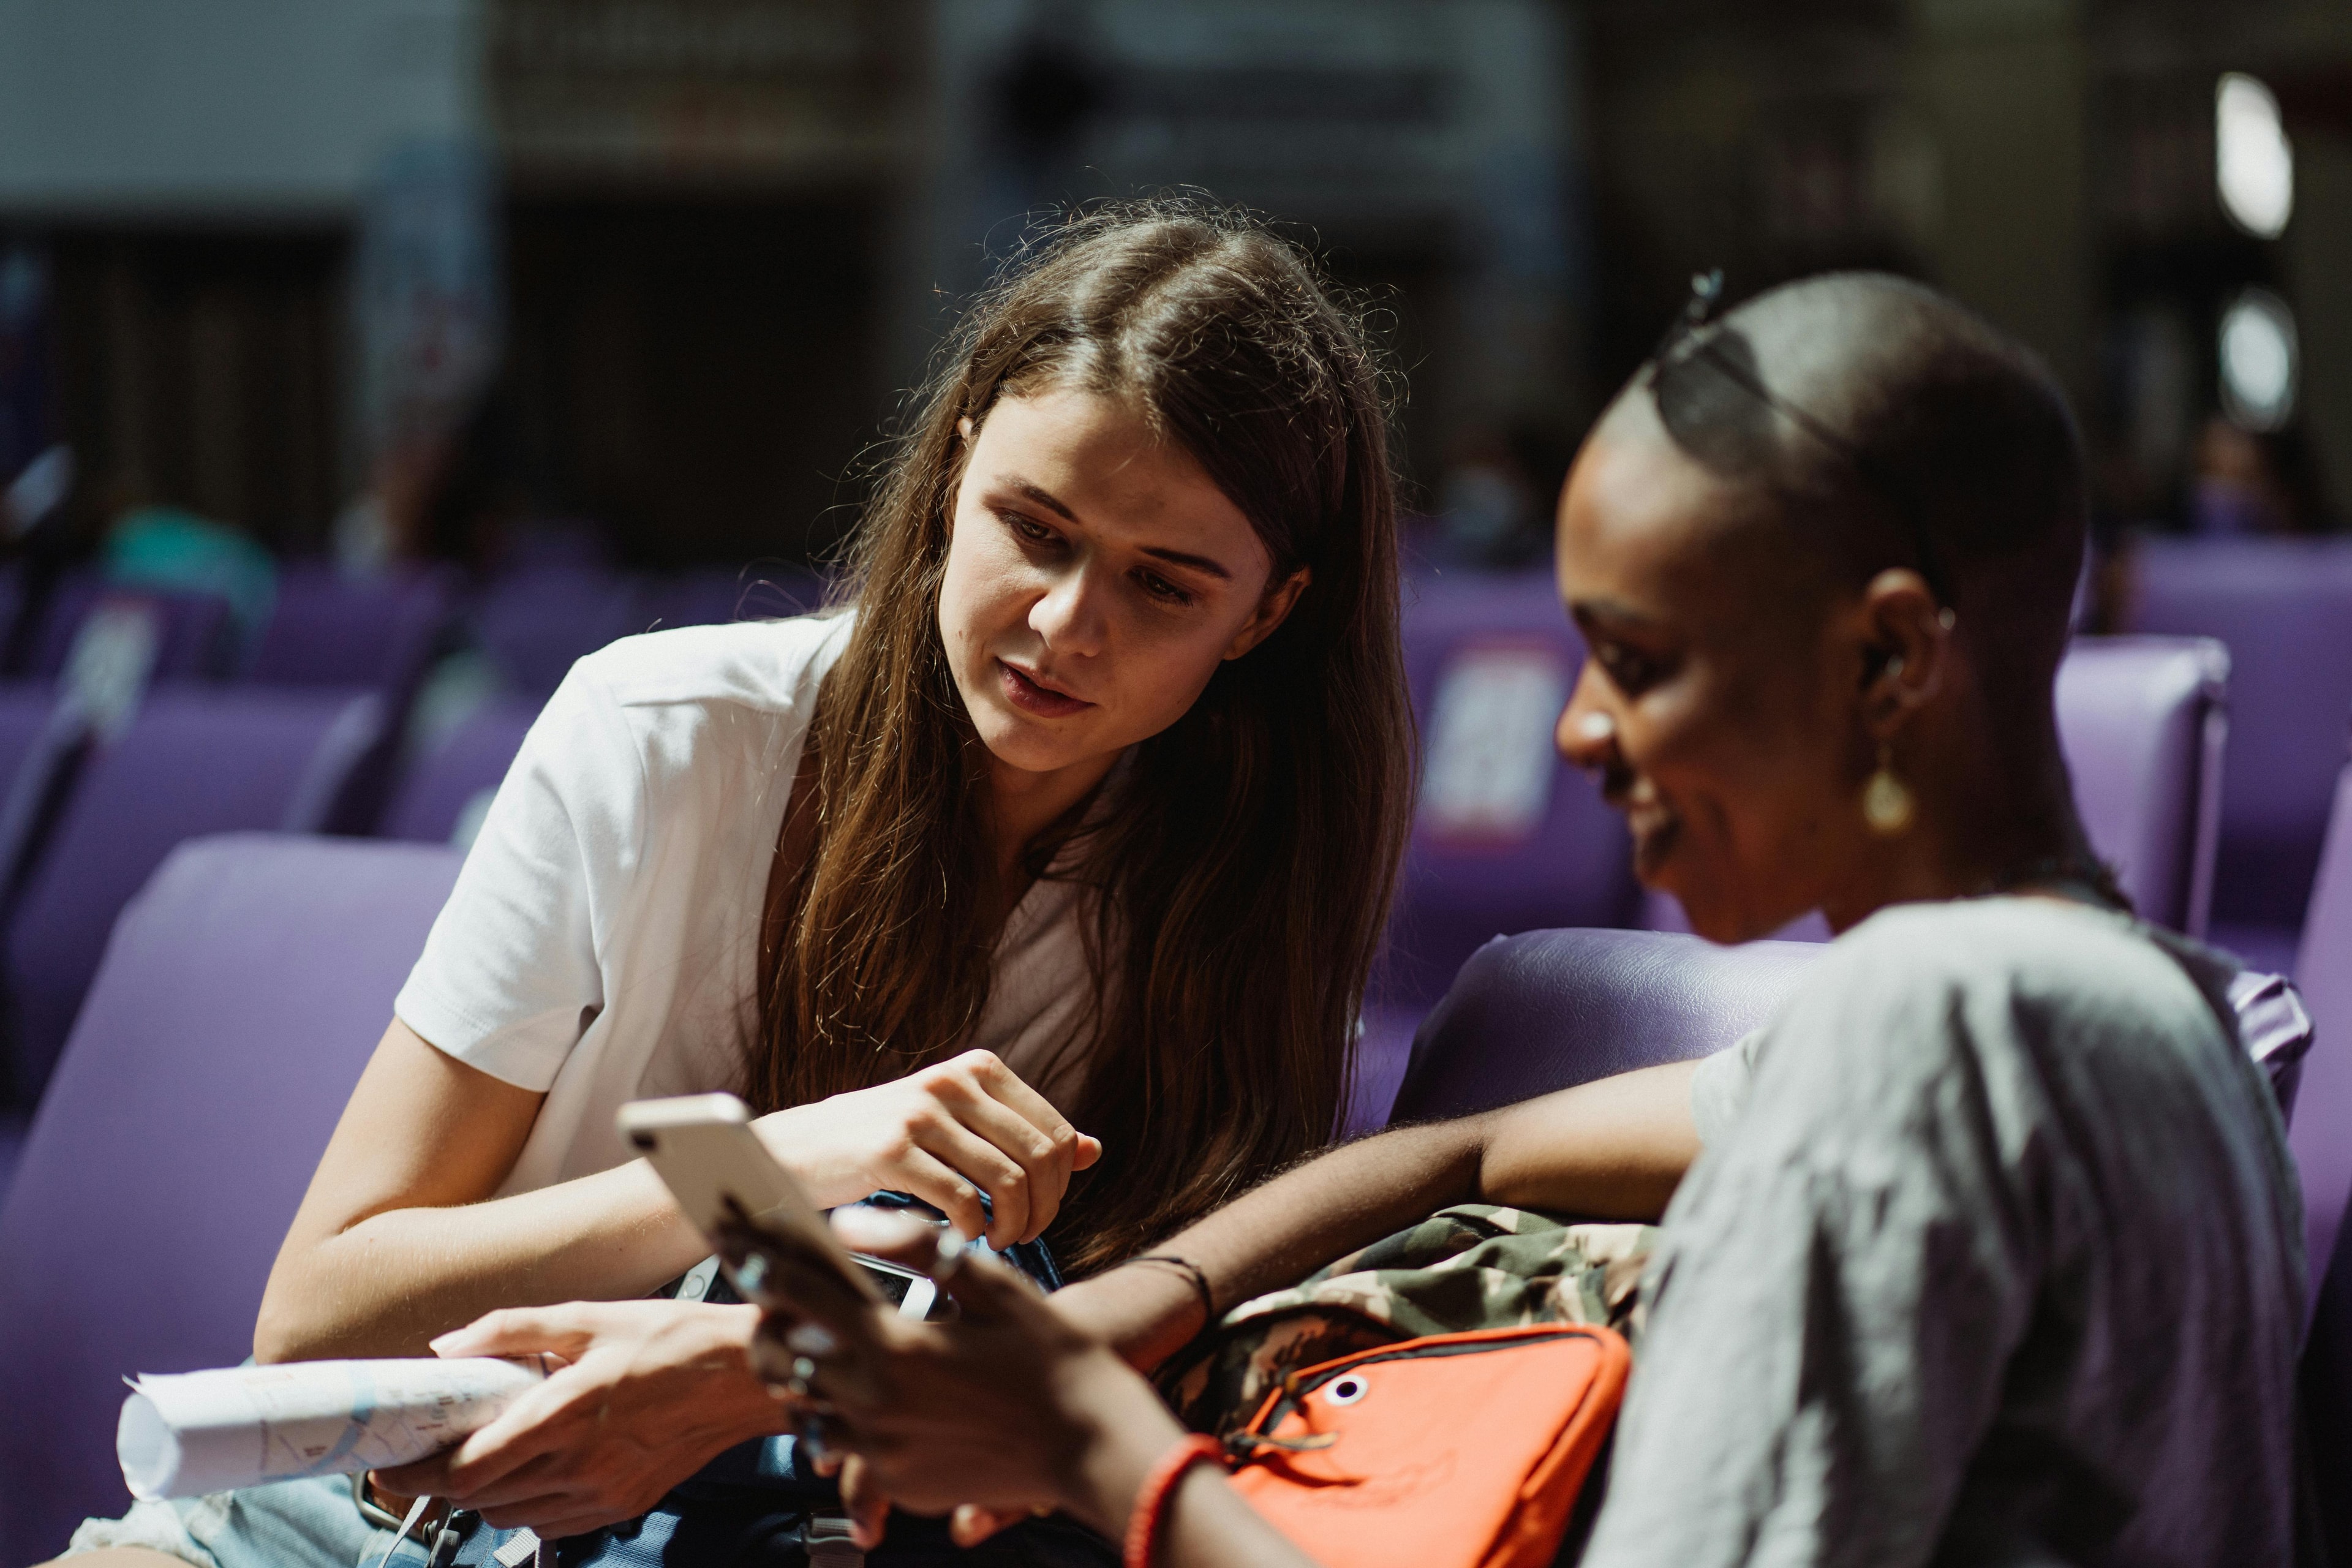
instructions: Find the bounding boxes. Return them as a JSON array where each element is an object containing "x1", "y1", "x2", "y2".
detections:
[{"x1": 61, "y1": 202, "x2": 1412, "y2": 1568}]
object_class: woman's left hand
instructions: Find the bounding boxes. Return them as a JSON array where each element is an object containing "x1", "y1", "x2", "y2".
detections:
[{"x1": 372, "y1": 1300, "x2": 788, "y2": 1538}]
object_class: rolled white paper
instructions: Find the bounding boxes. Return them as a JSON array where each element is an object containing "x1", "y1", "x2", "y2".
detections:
[{"x1": 118, "y1": 1356, "x2": 552, "y2": 1499}]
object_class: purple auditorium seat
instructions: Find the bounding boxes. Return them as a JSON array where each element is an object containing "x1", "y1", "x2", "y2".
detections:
[
  {"x1": 20, "y1": 571, "x2": 104, "y2": 673},
  {"x1": 246, "y1": 565, "x2": 455, "y2": 693},
  {"x1": 1387, "y1": 927, "x2": 1822, "y2": 1125},
  {"x1": 0, "y1": 684, "x2": 89, "y2": 917},
  {"x1": 30, "y1": 576, "x2": 236, "y2": 682},
  {"x1": 471, "y1": 565, "x2": 640, "y2": 694},
  {"x1": 0, "y1": 1107, "x2": 23, "y2": 1208},
  {"x1": 2051, "y1": 636, "x2": 2227, "y2": 937},
  {"x1": 1385, "y1": 569, "x2": 1634, "y2": 1002},
  {"x1": 2294, "y1": 761, "x2": 2352, "y2": 1309},
  {"x1": 0, "y1": 834, "x2": 464, "y2": 1563},
  {"x1": 502, "y1": 520, "x2": 617, "y2": 575},
  {"x1": 244, "y1": 568, "x2": 460, "y2": 834},
  {"x1": 1, "y1": 690, "x2": 387, "y2": 1099},
  {"x1": 1643, "y1": 635, "x2": 2228, "y2": 940},
  {"x1": 2122, "y1": 537, "x2": 2352, "y2": 947},
  {"x1": 379, "y1": 695, "x2": 541, "y2": 845},
  {"x1": 633, "y1": 566, "x2": 824, "y2": 633},
  {"x1": 2292, "y1": 761, "x2": 2352, "y2": 1552},
  {"x1": 1357, "y1": 571, "x2": 1635, "y2": 1129}
]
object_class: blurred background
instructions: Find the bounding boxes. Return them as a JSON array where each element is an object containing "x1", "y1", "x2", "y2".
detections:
[
  {"x1": 4, "y1": 0, "x2": 2345, "y2": 587},
  {"x1": 11, "y1": 9, "x2": 2352, "y2": 1553},
  {"x1": 0, "y1": 0, "x2": 2348, "y2": 1136}
]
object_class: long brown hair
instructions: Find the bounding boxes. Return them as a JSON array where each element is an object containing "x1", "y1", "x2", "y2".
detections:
[{"x1": 755, "y1": 202, "x2": 1412, "y2": 1273}]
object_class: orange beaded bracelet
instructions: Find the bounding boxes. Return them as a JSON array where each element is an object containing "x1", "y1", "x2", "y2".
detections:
[{"x1": 1122, "y1": 1433, "x2": 1226, "y2": 1568}]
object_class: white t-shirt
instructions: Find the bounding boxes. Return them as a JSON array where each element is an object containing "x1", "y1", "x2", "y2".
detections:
[{"x1": 393, "y1": 612, "x2": 1102, "y2": 1197}]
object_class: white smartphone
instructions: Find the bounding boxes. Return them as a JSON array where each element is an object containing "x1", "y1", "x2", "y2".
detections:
[{"x1": 616, "y1": 1093, "x2": 943, "y2": 1321}]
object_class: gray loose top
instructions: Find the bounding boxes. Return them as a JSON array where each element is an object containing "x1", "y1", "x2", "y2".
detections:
[{"x1": 1583, "y1": 897, "x2": 2305, "y2": 1567}]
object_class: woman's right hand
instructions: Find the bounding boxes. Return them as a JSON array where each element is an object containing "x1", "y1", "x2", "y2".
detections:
[
  {"x1": 750, "y1": 1211, "x2": 1186, "y2": 1548},
  {"x1": 753, "y1": 1049, "x2": 1101, "y2": 1249}
]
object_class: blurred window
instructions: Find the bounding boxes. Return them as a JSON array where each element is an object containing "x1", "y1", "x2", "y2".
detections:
[
  {"x1": 2219, "y1": 288, "x2": 2298, "y2": 432},
  {"x1": 2216, "y1": 72, "x2": 2293, "y2": 239}
]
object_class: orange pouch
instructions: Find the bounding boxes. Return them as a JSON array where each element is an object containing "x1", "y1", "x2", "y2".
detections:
[{"x1": 1223, "y1": 1322, "x2": 1630, "y2": 1568}]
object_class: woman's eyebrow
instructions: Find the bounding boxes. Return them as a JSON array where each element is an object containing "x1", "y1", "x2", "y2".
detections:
[
  {"x1": 1004, "y1": 478, "x2": 1235, "y2": 581},
  {"x1": 1139, "y1": 546, "x2": 1233, "y2": 581},
  {"x1": 1009, "y1": 480, "x2": 1079, "y2": 523},
  {"x1": 1568, "y1": 595, "x2": 1664, "y2": 629}
]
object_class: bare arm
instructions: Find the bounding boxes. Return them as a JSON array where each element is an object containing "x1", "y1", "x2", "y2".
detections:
[
  {"x1": 254, "y1": 1020, "x2": 707, "y2": 1362},
  {"x1": 259, "y1": 1022, "x2": 1103, "y2": 1364},
  {"x1": 1476, "y1": 1057, "x2": 1704, "y2": 1215},
  {"x1": 763, "y1": 1064, "x2": 1709, "y2": 1561},
  {"x1": 1058, "y1": 1360, "x2": 1323, "y2": 1568},
  {"x1": 1058, "y1": 1059, "x2": 1705, "y2": 1369}
]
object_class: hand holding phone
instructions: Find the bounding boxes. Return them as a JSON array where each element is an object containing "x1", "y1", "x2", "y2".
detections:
[{"x1": 617, "y1": 1093, "x2": 949, "y2": 1320}]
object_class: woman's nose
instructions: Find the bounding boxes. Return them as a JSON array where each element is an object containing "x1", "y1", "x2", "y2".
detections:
[
  {"x1": 1030, "y1": 565, "x2": 1108, "y2": 657},
  {"x1": 1556, "y1": 669, "x2": 1619, "y2": 771}
]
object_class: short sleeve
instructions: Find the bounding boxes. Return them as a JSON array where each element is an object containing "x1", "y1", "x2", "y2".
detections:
[{"x1": 393, "y1": 666, "x2": 646, "y2": 1090}]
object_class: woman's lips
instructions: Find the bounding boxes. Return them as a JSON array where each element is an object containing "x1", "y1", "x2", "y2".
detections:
[
  {"x1": 1629, "y1": 810, "x2": 1681, "y2": 881},
  {"x1": 1613, "y1": 776, "x2": 1679, "y2": 880},
  {"x1": 997, "y1": 658, "x2": 1094, "y2": 718}
]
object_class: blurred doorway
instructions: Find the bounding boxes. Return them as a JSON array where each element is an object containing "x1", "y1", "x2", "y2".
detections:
[
  {"x1": 45, "y1": 227, "x2": 346, "y2": 553},
  {"x1": 505, "y1": 195, "x2": 886, "y2": 570}
]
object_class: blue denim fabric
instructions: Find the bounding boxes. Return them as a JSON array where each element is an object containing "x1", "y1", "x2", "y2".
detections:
[
  {"x1": 437, "y1": 1194, "x2": 1106, "y2": 1568},
  {"x1": 72, "y1": 1196, "x2": 1107, "y2": 1568}
]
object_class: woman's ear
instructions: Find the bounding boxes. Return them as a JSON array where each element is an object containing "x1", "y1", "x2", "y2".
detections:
[
  {"x1": 943, "y1": 417, "x2": 978, "y2": 538},
  {"x1": 1855, "y1": 567, "x2": 1953, "y2": 738},
  {"x1": 1223, "y1": 568, "x2": 1313, "y2": 661}
]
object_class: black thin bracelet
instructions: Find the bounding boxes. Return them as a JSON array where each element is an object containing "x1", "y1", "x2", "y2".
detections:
[{"x1": 1130, "y1": 1253, "x2": 1218, "y2": 1330}]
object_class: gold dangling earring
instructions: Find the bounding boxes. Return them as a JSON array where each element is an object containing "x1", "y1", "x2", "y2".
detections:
[{"x1": 1861, "y1": 741, "x2": 1915, "y2": 835}]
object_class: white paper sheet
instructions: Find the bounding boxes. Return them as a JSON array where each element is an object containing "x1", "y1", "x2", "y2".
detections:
[{"x1": 118, "y1": 1356, "x2": 552, "y2": 1499}]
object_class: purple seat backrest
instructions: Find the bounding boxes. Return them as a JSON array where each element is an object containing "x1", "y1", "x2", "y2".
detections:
[
  {"x1": 0, "y1": 685, "x2": 66, "y2": 811},
  {"x1": 2123, "y1": 538, "x2": 2352, "y2": 925},
  {"x1": 0, "y1": 834, "x2": 463, "y2": 1564},
  {"x1": 2292, "y1": 763, "x2": 2352, "y2": 1313},
  {"x1": 380, "y1": 696, "x2": 543, "y2": 844},
  {"x1": 246, "y1": 566, "x2": 454, "y2": 692},
  {"x1": 1389, "y1": 927, "x2": 1823, "y2": 1123},
  {"x1": 2290, "y1": 759, "x2": 2352, "y2": 1545},
  {"x1": 472, "y1": 567, "x2": 640, "y2": 694},
  {"x1": 1384, "y1": 570, "x2": 1634, "y2": 1008},
  {"x1": 1645, "y1": 634, "x2": 2229, "y2": 940},
  {"x1": 0, "y1": 683, "x2": 85, "y2": 908},
  {"x1": 31, "y1": 578, "x2": 236, "y2": 682},
  {"x1": 1, "y1": 690, "x2": 386, "y2": 1098},
  {"x1": 0, "y1": 682, "x2": 57, "y2": 787},
  {"x1": 2051, "y1": 636, "x2": 2228, "y2": 936},
  {"x1": 633, "y1": 567, "x2": 823, "y2": 634}
]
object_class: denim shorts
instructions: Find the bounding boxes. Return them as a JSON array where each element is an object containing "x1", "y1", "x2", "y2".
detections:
[
  {"x1": 70, "y1": 1474, "x2": 435, "y2": 1568},
  {"x1": 67, "y1": 1207, "x2": 1110, "y2": 1568},
  {"x1": 68, "y1": 1464, "x2": 1117, "y2": 1568}
]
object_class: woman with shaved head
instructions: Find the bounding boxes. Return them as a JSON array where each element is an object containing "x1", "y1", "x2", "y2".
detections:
[{"x1": 747, "y1": 273, "x2": 2306, "y2": 1567}]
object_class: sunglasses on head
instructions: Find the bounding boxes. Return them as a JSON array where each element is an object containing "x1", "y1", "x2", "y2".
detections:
[{"x1": 1646, "y1": 270, "x2": 1956, "y2": 610}]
